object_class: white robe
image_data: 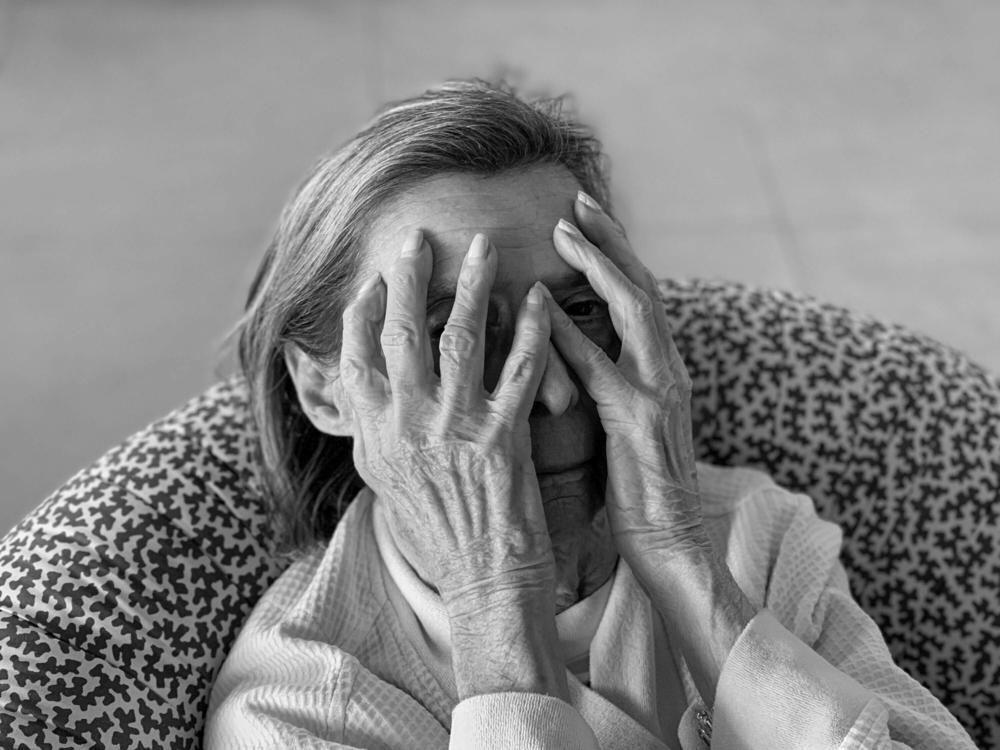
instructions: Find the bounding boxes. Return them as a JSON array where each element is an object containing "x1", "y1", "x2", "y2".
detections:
[{"x1": 205, "y1": 463, "x2": 974, "y2": 749}]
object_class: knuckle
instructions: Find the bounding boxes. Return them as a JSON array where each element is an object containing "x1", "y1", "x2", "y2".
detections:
[
  {"x1": 380, "y1": 318, "x2": 421, "y2": 350},
  {"x1": 678, "y1": 370, "x2": 694, "y2": 394},
  {"x1": 480, "y1": 423, "x2": 508, "y2": 447},
  {"x1": 339, "y1": 357, "x2": 367, "y2": 386},
  {"x1": 457, "y1": 269, "x2": 488, "y2": 296},
  {"x1": 438, "y1": 327, "x2": 478, "y2": 356},
  {"x1": 643, "y1": 269, "x2": 661, "y2": 294},
  {"x1": 342, "y1": 299, "x2": 367, "y2": 328},
  {"x1": 513, "y1": 332, "x2": 547, "y2": 363},
  {"x1": 581, "y1": 345, "x2": 609, "y2": 370},
  {"x1": 630, "y1": 289, "x2": 655, "y2": 321},
  {"x1": 444, "y1": 310, "x2": 480, "y2": 335},
  {"x1": 550, "y1": 307, "x2": 574, "y2": 329},
  {"x1": 610, "y1": 218, "x2": 629, "y2": 241},
  {"x1": 487, "y1": 410, "x2": 519, "y2": 435},
  {"x1": 388, "y1": 263, "x2": 421, "y2": 296},
  {"x1": 504, "y1": 349, "x2": 542, "y2": 384},
  {"x1": 438, "y1": 309, "x2": 482, "y2": 359},
  {"x1": 517, "y1": 316, "x2": 547, "y2": 341},
  {"x1": 591, "y1": 248, "x2": 614, "y2": 271},
  {"x1": 665, "y1": 381, "x2": 687, "y2": 405}
]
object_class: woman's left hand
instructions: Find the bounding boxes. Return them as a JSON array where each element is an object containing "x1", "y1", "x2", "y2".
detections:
[
  {"x1": 544, "y1": 193, "x2": 711, "y2": 577},
  {"x1": 548, "y1": 194, "x2": 756, "y2": 709}
]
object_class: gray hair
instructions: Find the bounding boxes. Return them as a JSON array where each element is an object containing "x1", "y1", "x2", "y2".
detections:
[{"x1": 237, "y1": 78, "x2": 611, "y2": 551}]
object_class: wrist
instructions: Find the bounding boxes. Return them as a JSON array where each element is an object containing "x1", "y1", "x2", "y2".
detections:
[
  {"x1": 618, "y1": 525, "x2": 713, "y2": 585},
  {"x1": 441, "y1": 565, "x2": 555, "y2": 617},
  {"x1": 637, "y1": 542, "x2": 731, "y2": 609},
  {"x1": 638, "y1": 545, "x2": 757, "y2": 707}
]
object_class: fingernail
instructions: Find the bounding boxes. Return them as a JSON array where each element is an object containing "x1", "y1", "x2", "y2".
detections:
[
  {"x1": 526, "y1": 282, "x2": 545, "y2": 309},
  {"x1": 467, "y1": 233, "x2": 490, "y2": 263},
  {"x1": 557, "y1": 218, "x2": 583, "y2": 240},
  {"x1": 400, "y1": 230, "x2": 424, "y2": 257},
  {"x1": 576, "y1": 190, "x2": 603, "y2": 212}
]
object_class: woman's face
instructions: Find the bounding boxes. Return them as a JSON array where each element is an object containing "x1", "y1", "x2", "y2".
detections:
[{"x1": 361, "y1": 165, "x2": 620, "y2": 605}]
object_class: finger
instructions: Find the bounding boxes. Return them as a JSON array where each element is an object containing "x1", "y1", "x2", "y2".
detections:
[
  {"x1": 573, "y1": 191, "x2": 671, "y2": 337},
  {"x1": 661, "y1": 317, "x2": 693, "y2": 397},
  {"x1": 380, "y1": 230, "x2": 434, "y2": 394},
  {"x1": 439, "y1": 234, "x2": 496, "y2": 403},
  {"x1": 541, "y1": 284, "x2": 630, "y2": 407},
  {"x1": 553, "y1": 219, "x2": 667, "y2": 382},
  {"x1": 340, "y1": 271, "x2": 389, "y2": 410},
  {"x1": 491, "y1": 283, "x2": 551, "y2": 423},
  {"x1": 574, "y1": 195, "x2": 695, "y2": 450},
  {"x1": 573, "y1": 194, "x2": 691, "y2": 401}
]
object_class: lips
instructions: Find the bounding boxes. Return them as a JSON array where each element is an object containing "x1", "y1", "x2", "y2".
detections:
[
  {"x1": 533, "y1": 462, "x2": 605, "y2": 517},
  {"x1": 535, "y1": 464, "x2": 592, "y2": 488}
]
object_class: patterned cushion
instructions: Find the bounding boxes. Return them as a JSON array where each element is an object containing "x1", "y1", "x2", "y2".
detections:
[{"x1": 1, "y1": 279, "x2": 996, "y2": 749}]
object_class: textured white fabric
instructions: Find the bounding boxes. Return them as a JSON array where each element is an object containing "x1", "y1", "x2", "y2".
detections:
[
  {"x1": 205, "y1": 463, "x2": 976, "y2": 749},
  {"x1": 453, "y1": 693, "x2": 601, "y2": 750}
]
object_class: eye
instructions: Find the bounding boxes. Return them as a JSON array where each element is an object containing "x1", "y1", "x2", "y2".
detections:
[
  {"x1": 562, "y1": 293, "x2": 608, "y2": 322},
  {"x1": 564, "y1": 299, "x2": 603, "y2": 318},
  {"x1": 560, "y1": 291, "x2": 620, "y2": 358}
]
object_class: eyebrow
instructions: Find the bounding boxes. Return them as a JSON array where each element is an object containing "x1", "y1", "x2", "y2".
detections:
[{"x1": 426, "y1": 271, "x2": 591, "y2": 303}]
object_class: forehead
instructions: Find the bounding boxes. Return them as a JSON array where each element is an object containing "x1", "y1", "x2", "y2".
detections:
[{"x1": 363, "y1": 166, "x2": 581, "y2": 290}]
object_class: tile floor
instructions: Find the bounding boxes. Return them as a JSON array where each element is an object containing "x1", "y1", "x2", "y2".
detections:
[{"x1": 2, "y1": 0, "x2": 999, "y2": 534}]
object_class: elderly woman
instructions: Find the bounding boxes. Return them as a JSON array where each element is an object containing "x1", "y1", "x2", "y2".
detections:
[{"x1": 205, "y1": 80, "x2": 975, "y2": 749}]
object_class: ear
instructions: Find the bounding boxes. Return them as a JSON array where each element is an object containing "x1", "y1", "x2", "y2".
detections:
[{"x1": 284, "y1": 343, "x2": 354, "y2": 436}]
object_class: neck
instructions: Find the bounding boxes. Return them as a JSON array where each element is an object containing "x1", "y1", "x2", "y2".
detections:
[{"x1": 537, "y1": 467, "x2": 618, "y2": 613}]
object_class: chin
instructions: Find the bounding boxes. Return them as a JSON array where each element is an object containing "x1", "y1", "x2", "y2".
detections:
[
  {"x1": 550, "y1": 503, "x2": 617, "y2": 612},
  {"x1": 536, "y1": 459, "x2": 606, "y2": 507}
]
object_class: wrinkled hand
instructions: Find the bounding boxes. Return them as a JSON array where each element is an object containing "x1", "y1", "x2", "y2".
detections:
[
  {"x1": 339, "y1": 230, "x2": 555, "y2": 617},
  {"x1": 545, "y1": 194, "x2": 710, "y2": 571}
]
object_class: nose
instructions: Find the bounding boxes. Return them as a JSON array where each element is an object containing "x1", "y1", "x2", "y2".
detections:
[
  {"x1": 482, "y1": 333, "x2": 579, "y2": 418},
  {"x1": 531, "y1": 344, "x2": 579, "y2": 417}
]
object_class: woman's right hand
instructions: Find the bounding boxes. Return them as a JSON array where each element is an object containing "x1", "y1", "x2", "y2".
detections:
[{"x1": 339, "y1": 229, "x2": 567, "y2": 699}]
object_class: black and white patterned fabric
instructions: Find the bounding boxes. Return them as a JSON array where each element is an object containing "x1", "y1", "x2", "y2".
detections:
[{"x1": 1, "y1": 279, "x2": 996, "y2": 749}]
